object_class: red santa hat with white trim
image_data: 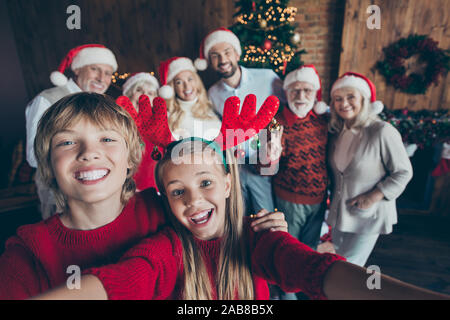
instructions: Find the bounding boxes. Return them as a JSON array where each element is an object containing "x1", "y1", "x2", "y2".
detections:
[
  {"x1": 158, "y1": 57, "x2": 198, "y2": 99},
  {"x1": 194, "y1": 27, "x2": 242, "y2": 71},
  {"x1": 50, "y1": 44, "x2": 118, "y2": 87},
  {"x1": 283, "y1": 64, "x2": 329, "y2": 115},
  {"x1": 331, "y1": 71, "x2": 384, "y2": 115},
  {"x1": 122, "y1": 72, "x2": 160, "y2": 96}
]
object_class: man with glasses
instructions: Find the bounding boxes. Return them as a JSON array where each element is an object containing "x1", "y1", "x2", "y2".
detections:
[{"x1": 266, "y1": 65, "x2": 330, "y2": 299}]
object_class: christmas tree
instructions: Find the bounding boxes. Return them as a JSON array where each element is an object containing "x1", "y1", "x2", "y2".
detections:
[{"x1": 230, "y1": 0, "x2": 305, "y2": 78}]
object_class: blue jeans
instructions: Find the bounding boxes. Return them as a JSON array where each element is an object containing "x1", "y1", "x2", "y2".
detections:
[
  {"x1": 239, "y1": 165, "x2": 275, "y2": 214},
  {"x1": 275, "y1": 197, "x2": 325, "y2": 250}
]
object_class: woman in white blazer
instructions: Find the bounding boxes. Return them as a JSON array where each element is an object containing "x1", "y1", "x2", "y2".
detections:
[{"x1": 327, "y1": 72, "x2": 413, "y2": 267}]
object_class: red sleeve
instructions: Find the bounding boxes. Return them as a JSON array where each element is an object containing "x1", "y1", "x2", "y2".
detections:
[
  {"x1": 0, "y1": 239, "x2": 48, "y2": 299},
  {"x1": 84, "y1": 228, "x2": 182, "y2": 300},
  {"x1": 134, "y1": 140, "x2": 158, "y2": 191},
  {"x1": 136, "y1": 188, "x2": 166, "y2": 234},
  {"x1": 251, "y1": 230, "x2": 345, "y2": 300}
]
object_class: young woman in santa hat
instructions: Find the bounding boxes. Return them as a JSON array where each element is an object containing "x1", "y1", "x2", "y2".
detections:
[
  {"x1": 121, "y1": 72, "x2": 161, "y2": 191},
  {"x1": 158, "y1": 57, "x2": 221, "y2": 141},
  {"x1": 327, "y1": 72, "x2": 413, "y2": 267}
]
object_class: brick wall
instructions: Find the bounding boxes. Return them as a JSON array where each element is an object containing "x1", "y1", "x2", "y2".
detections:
[{"x1": 291, "y1": 0, "x2": 346, "y2": 102}]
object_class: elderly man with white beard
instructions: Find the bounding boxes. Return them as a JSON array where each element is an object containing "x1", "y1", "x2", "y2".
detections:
[
  {"x1": 265, "y1": 64, "x2": 330, "y2": 300},
  {"x1": 25, "y1": 44, "x2": 118, "y2": 219}
]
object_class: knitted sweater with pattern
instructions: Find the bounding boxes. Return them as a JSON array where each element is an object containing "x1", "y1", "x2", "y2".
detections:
[{"x1": 273, "y1": 107, "x2": 329, "y2": 204}]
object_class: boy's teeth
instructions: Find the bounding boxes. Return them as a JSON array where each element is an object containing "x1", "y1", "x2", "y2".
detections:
[{"x1": 76, "y1": 169, "x2": 108, "y2": 181}]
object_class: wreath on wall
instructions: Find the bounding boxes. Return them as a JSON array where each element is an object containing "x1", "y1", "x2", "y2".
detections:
[{"x1": 376, "y1": 34, "x2": 449, "y2": 94}]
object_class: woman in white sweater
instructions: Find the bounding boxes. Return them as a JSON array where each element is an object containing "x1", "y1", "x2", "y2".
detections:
[
  {"x1": 327, "y1": 72, "x2": 413, "y2": 267},
  {"x1": 158, "y1": 57, "x2": 221, "y2": 141}
]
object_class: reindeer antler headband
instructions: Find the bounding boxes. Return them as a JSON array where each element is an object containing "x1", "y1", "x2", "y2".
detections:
[{"x1": 116, "y1": 94, "x2": 279, "y2": 165}]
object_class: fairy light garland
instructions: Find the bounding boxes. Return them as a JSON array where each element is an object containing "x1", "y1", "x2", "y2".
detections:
[
  {"x1": 231, "y1": 0, "x2": 303, "y2": 76},
  {"x1": 235, "y1": 5, "x2": 297, "y2": 30},
  {"x1": 111, "y1": 71, "x2": 156, "y2": 84}
]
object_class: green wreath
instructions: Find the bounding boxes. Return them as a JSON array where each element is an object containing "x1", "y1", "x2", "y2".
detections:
[{"x1": 376, "y1": 34, "x2": 449, "y2": 95}]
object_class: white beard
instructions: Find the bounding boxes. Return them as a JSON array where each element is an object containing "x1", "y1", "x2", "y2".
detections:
[{"x1": 288, "y1": 100, "x2": 315, "y2": 118}]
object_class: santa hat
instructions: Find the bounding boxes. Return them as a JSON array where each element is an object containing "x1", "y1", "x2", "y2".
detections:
[
  {"x1": 283, "y1": 64, "x2": 328, "y2": 115},
  {"x1": 331, "y1": 72, "x2": 384, "y2": 115},
  {"x1": 194, "y1": 27, "x2": 242, "y2": 71},
  {"x1": 50, "y1": 44, "x2": 118, "y2": 87},
  {"x1": 122, "y1": 72, "x2": 160, "y2": 96},
  {"x1": 158, "y1": 57, "x2": 197, "y2": 99}
]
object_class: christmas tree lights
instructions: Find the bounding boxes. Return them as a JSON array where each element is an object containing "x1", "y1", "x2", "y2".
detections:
[{"x1": 231, "y1": 0, "x2": 305, "y2": 77}]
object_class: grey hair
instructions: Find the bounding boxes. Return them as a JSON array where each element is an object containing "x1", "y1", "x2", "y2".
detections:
[{"x1": 328, "y1": 87, "x2": 379, "y2": 134}]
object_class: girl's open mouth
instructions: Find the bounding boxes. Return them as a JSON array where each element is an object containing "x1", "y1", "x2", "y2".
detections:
[{"x1": 190, "y1": 208, "x2": 214, "y2": 225}]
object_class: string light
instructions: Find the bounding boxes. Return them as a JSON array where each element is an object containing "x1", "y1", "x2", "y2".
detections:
[
  {"x1": 111, "y1": 71, "x2": 155, "y2": 83},
  {"x1": 235, "y1": 5, "x2": 297, "y2": 29},
  {"x1": 233, "y1": 1, "x2": 303, "y2": 75}
]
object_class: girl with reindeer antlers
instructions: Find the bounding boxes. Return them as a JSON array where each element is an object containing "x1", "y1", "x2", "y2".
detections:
[{"x1": 33, "y1": 94, "x2": 448, "y2": 300}]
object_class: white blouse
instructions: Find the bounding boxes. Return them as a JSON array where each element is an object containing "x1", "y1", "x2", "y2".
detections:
[
  {"x1": 170, "y1": 98, "x2": 222, "y2": 141},
  {"x1": 333, "y1": 125, "x2": 362, "y2": 172}
]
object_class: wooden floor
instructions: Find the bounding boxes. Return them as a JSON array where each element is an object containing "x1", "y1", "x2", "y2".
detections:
[{"x1": 366, "y1": 213, "x2": 450, "y2": 295}]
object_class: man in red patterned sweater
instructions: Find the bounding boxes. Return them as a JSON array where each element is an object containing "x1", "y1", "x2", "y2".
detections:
[{"x1": 266, "y1": 65, "x2": 330, "y2": 299}]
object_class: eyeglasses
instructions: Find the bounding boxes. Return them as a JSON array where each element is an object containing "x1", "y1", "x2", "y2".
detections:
[{"x1": 288, "y1": 88, "x2": 315, "y2": 97}]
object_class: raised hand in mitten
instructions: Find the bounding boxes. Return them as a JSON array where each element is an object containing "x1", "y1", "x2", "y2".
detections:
[
  {"x1": 215, "y1": 94, "x2": 280, "y2": 150},
  {"x1": 115, "y1": 94, "x2": 173, "y2": 149},
  {"x1": 116, "y1": 95, "x2": 141, "y2": 127}
]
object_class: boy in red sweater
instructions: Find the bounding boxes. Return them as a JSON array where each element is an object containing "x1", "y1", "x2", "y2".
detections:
[{"x1": 0, "y1": 92, "x2": 167, "y2": 299}]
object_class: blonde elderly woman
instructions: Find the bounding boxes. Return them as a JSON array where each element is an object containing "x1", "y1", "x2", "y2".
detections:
[
  {"x1": 327, "y1": 72, "x2": 413, "y2": 267},
  {"x1": 158, "y1": 57, "x2": 221, "y2": 141},
  {"x1": 122, "y1": 72, "x2": 160, "y2": 191}
]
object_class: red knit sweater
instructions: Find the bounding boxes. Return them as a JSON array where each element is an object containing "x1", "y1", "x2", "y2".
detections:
[
  {"x1": 273, "y1": 107, "x2": 329, "y2": 204},
  {"x1": 86, "y1": 223, "x2": 345, "y2": 300},
  {"x1": 133, "y1": 140, "x2": 159, "y2": 191},
  {"x1": 0, "y1": 188, "x2": 165, "y2": 300}
]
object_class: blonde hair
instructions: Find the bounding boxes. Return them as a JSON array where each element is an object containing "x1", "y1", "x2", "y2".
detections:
[
  {"x1": 34, "y1": 92, "x2": 143, "y2": 212},
  {"x1": 154, "y1": 140, "x2": 254, "y2": 300},
  {"x1": 328, "y1": 86, "x2": 379, "y2": 134},
  {"x1": 165, "y1": 71, "x2": 216, "y2": 132}
]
